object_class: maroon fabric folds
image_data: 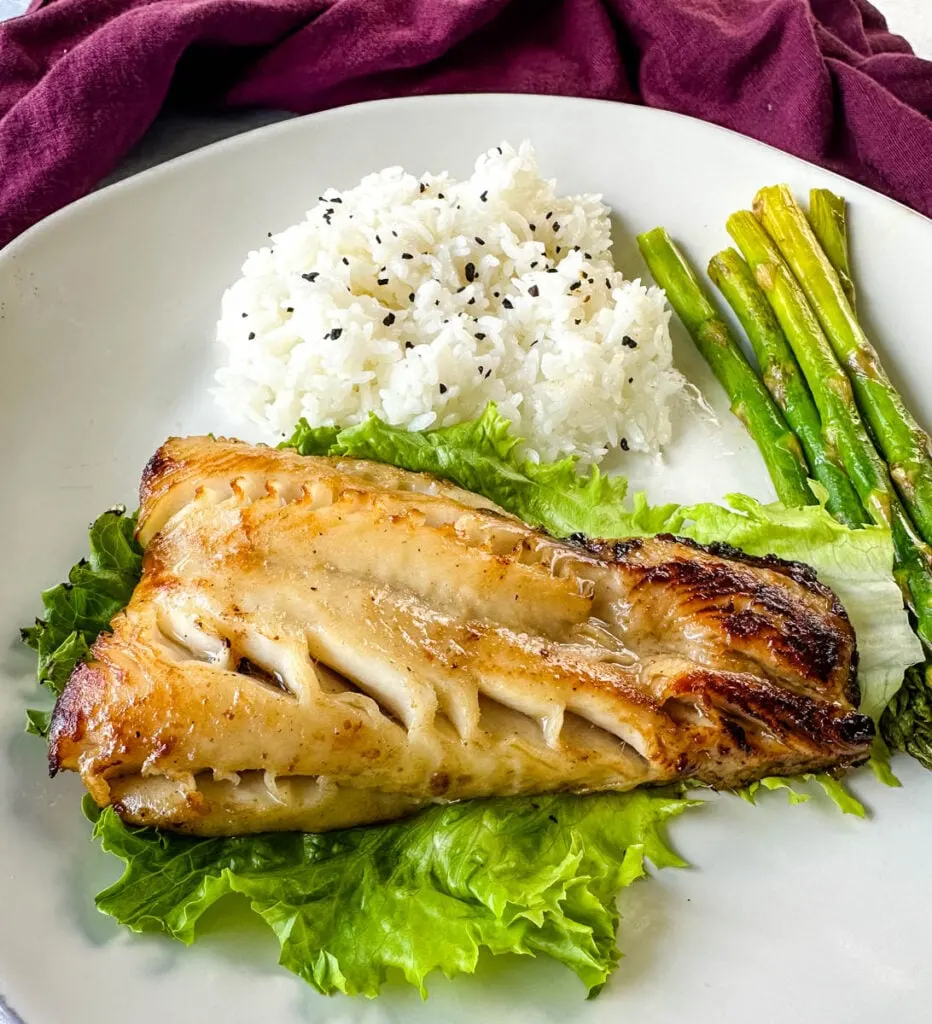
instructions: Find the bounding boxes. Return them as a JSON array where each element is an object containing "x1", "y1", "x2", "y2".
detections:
[{"x1": 1, "y1": 0, "x2": 930, "y2": 247}]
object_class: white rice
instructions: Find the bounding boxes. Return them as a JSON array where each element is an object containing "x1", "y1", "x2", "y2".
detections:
[{"x1": 214, "y1": 141, "x2": 683, "y2": 463}]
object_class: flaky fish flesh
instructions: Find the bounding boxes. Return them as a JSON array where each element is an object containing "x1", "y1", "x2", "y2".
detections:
[{"x1": 50, "y1": 437, "x2": 873, "y2": 834}]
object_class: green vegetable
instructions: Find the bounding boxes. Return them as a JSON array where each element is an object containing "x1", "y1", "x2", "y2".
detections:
[
  {"x1": 882, "y1": 663, "x2": 932, "y2": 770},
  {"x1": 635, "y1": 227, "x2": 815, "y2": 508},
  {"x1": 21, "y1": 507, "x2": 142, "y2": 734},
  {"x1": 737, "y1": 774, "x2": 865, "y2": 816},
  {"x1": 708, "y1": 247, "x2": 866, "y2": 528},
  {"x1": 90, "y1": 789, "x2": 693, "y2": 998},
  {"x1": 285, "y1": 403, "x2": 680, "y2": 539},
  {"x1": 755, "y1": 184, "x2": 932, "y2": 548},
  {"x1": 727, "y1": 208, "x2": 932, "y2": 652},
  {"x1": 807, "y1": 189, "x2": 856, "y2": 310}
]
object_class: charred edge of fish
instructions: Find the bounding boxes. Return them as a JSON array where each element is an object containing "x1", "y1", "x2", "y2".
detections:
[
  {"x1": 139, "y1": 442, "x2": 180, "y2": 512},
  {"x1": 675, "y1": 669, "x2": 874, "y2": 753},
  {"x1": 47, "y1": 658, "x2": 116, "y2": 778},
  {"x1": 569, "y1": 534, "x2": 645, "y2": 560},
  {"x1": 694, "y1": 537, "x2": 860, "y2": 707},
  {"x1": 675, "y1": 535, "x2": 851, "y2": 623}
]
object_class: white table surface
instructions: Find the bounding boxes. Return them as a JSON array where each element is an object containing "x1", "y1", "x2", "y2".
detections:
[{"x1": 0, "y1": 0, "x2": 929, "y2": 191}]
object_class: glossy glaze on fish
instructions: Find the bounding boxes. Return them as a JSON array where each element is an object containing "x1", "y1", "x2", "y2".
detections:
[{"x1": 49, "y1": 437, "x2": 873, "y2": 834}]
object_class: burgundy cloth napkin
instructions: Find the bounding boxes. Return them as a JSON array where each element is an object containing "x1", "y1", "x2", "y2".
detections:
[{"x1": 2, "y1": 0, "x2": 931, "y2": 248}]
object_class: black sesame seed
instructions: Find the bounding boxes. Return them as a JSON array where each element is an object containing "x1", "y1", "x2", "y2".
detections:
[
  {"x1": 241, "y1": 312, "x2": 248, "y2": 318},
  {"x1": 585, "y1": 252, "x2": 592, "y2": 259},
  {"x1": 620, "y1": 438, "x2": 630, "y2": 452},
  {"x1": 493, "y1": 291, "x2": 500, "y2": 298},
  {"x1": 405, "y1": 341, "x2": 414, "y2": 349},
  {"x1": 546, "y1": 268, "x2": 558, "y2": 274},
  {"x1": 383, "y1": 313, "x2": 396, "y2": 326},
  {"x1": 475, "y1": 332, "x2": 486, "y2": 340},
  {"x1": 528, "y1": 285, "x2": 540, "y2": 298},
  {"x1": 392, "y1": 230, "x2": 398, "y2": 237},
  {"x1": 628, "y1": 377, "x2": 634, "y2": 384},
  {"x1": 286, "y1": 306, "x2": 294, "y2": 313},
  {"x1": 475, "y1": 236, "x2": 485, "y2": 246},
  {"x1": 502, "y1": 298, "x2": 513, "y2": 309},
  {"x1": 464, "y1": 262, "x2": 476, "y2": 283},
  {"x1": 529, "y1": 223, "x2": 536, "y2": 231},
  {"x1": 552, "y1": 221, "x2": 561, "y2": 232},
  {"x1": 419, "y1": 182, "x2": 426, "y2": 193},
  {"x1": 317, "y1": 196, "x2": 326, "y2": 203},
  {"x1": 467, "y1": 297, "x2": 475, "y2": 305},
  {"x1": 496, "y1": 146, "x2": 503, "y2": 154},
  {"x1": 549, "y1": 814, "x2": 559, "y2": 824},
  {"x1": 622, "y1": 335, "x2": 638, "y2": 349},
  {"x1": 478, "y1": 365, "x2": 484, "y2": 374},
  {"x1": 457, "y1": 286, "x2": 466, "y2": 294},
  {"x1": 331, "y1": 197, "x2": 343, "y2": 204},
  {"x1": 402, "y1": 253, "x2": 414, "y2": 260},
  {"x1": 439, "y1": 383, "x2": 448, "y2": 394},
  {"x1": 375, "y1": 234, "x2": 382, "y2": 244},
  {"x1": 605, "y1": 278, "x2": 612, "y2": 289},
  {"x1": 574, "y1": 318, "x2": 582, "y2": 325},
  {"x1": 556, "y1": 246, "x2": 562, "y2": 254},
  {"x1": 377, "y1": 278, "x2": 389, "y2": 286},
  {"x1": 479, "y1": 191, "x2": 488, "y2": 202},
  {"x1": 330, "y1": 328, "x2": 343, "y2": 340},
  {"x1": 267, "y1": 232, "x2": 273, "y2": 238},
  {"x1": 302, "y1": 272, "x2": 319, "y2": 283},
  {"x1": 409, "y1": 292, "x2": 416, "y2": 302},
  {"x1": 342, "y1": 257, "x2": 349, "y2": 266},
  {"x1": 530, "y1": 261, "x2": 538, "y2": 269},
  {"x1": 530, "y1": 339, "x2": 539, "y2": 347},
  {"x1": 435, "y1": 300, "x2": 441, "y2": 306},
  {"x1": 248, "y1": 331, "x2": 255, "y2": 340},
  {"x1": 485, "y1": 368, "x2": 492, "y2": 378},
  {"x1": 574, "y1": 245, "x2": 581, "y2": 252},
  {"x1": 568, "y1": 281, "x2": 581, "y2": 292},
  {"x1": 545, "y1": 211, "x2": 553, "y2": 220},
  {"x1": 437, "y1": 193, "x2": 445, "y2": 199}
]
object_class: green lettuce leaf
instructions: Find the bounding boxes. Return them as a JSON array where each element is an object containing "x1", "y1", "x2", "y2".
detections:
[
  {"x1": 285, "y1": 404, "x2": 680, "y2": 538},
  {"x1": 736, "y1": 774, "x2": 865, "y2": 816},
  {"x1": 90, "y1": 790, "x2": 693, "y2": 998},
  {"x1": 283, "y1": 404, "x2": 920, "y2": 719},
  {"x1": 21, "y1": 507, "x2": 142, "y2": 733}
]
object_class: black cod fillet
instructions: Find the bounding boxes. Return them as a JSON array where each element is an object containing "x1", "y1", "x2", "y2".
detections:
[{"x1": 49, "y1": 436, "x2": 873, "y2": 834}]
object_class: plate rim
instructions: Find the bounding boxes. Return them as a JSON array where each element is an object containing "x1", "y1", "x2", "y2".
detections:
[{"x1": 3, "y1": 93, "x2": 930, "y2": 269}]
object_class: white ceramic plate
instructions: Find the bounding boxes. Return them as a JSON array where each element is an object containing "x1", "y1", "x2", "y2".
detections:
[{"x1": 2, "y1": 95, "x2": 931, "y2": 1024}]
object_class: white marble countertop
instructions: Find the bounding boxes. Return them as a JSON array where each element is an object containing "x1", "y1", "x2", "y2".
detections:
[{"x1": 0, "y1": 0, "x2": 929, "y2": 188}]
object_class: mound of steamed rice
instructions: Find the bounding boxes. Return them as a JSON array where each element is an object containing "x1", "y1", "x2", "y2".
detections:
[{"x1": 214, "y1": 141, "x2": 683, "y2": 463}]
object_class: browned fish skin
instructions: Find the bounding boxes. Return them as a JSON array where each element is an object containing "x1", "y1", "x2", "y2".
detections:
[{"x1": 49, "y1": 437, "x2": 873, "y2": 835}]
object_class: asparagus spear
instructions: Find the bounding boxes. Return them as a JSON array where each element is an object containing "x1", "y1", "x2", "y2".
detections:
[
  {"x1": 881, "y1": 662, "x2": 932, "y2": 769},
  {"x1": 728, "y1": 210, "x2": 932, "y2": 647},
  {"x1": 755, "y1": 184, "x2": 932, "y2": 546},
  {"x1": 708, "y1": 248, "x2": 867, "y2": 529},
  {"x1": 808, "y1": 189, "x2": 856, "y2": 310},
  {"x1": 636, "y1": 228, "x2": 814, "y2": 509}
]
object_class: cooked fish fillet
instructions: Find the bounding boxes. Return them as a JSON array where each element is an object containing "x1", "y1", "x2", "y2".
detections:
[{"x1": 50, "y1": 437, "x2": 873, "y2": 834}]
